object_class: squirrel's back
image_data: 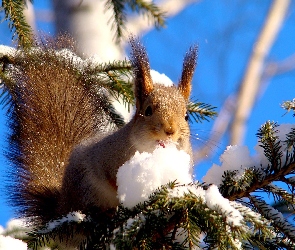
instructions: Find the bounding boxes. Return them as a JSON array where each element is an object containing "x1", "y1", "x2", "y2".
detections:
[{"x1": 5, "y1": 39, "x2": 106, "y2": 223}]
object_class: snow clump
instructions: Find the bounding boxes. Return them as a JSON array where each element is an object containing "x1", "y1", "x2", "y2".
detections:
[
  {"x1": 117, "y1": 143, "x2": 192, "y2": 208},
  {"x1": 0, "y1": 235, "x2": 27, "y2": 250}
]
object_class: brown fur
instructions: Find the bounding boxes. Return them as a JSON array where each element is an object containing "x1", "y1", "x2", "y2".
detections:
[{"x1": 6, "y1": 42, "x2": 106, "y2": 223}]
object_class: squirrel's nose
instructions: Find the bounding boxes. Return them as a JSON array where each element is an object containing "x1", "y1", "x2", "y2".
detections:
[
  {"x1": 163, "y1": 121, "x2": 176, "y2": 136},
  {"x1": 165, "y1": 130, "x2": 174, "y2": 136},
  {"x1": 165, "y1": 127, "x2": 175, "y2": 136}
]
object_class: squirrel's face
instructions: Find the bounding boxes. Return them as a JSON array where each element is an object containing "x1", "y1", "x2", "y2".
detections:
[
  {"x1": 129, "y1": 36, "x2": 197, "y2": 156},
  {"x1": 131, "y1": 85, "x2": 190, "y2": 153}
]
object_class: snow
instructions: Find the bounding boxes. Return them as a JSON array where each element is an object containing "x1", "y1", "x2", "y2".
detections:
[
  {"x1": 203, "y1": 145, "x2": 257, "y2": 186},
  {"x1": 1, "y1": 218, "x2": 28, "y2": 239},
  {"x1": 168, "y1": 184, "x2": 206, "y2": 199},
  {"x1": 0, "y1": 218, "x2": 28, "y2": 249},
  {"x1": 0, "y1": 235, "x2": 27, "y2": 250},
  {"x1": 0, "y1": 45, "x2": 174, "y2": 125},
  {"x1": 40, "y1": 211, "x2": 86, "y2": 233},
  {"x1": 150, "y1": 69, "x2": 173, "y2": 86},
  {"x1": 124, "y1": 214, "x2": 146, "y2": 231},
  {"x1": 281, "y1": 99, "x2": 295, "y2": 112},
  {"x1": 1, "y1": 44, "x2": 287, "y2": 248},
  {"x1": 0, "y1": 45, "x2": 17, "y2": 85},
  {"x1": 117, "y1": 143, "x2": 192, "y2": 208},
  {"x1": 173, "y1": 228, "x2": 203, "y2": 249},
  {"x1": 231, "y1": 238, "x2": 242, "y2": 249},
  {"x1": 84, "y1": 54, "x2": 103, "y2": 65},
  {"x1": 111, "y1": 98, "x2": 135, "y2": 123},
  {"x1": 0, "y1": 45, "x2": 16, "y2": 56},
  {"x1": 232, "y1": 201, "x2": 262, "y2": 222},
  {"x1": 116, "y1": 143, "x2": 244, "y2": 230},
  {"x1": 116, "y1": 141, "x2": 246, "y2": 229},
  {"x1": 203, "y1": 124, "x2": 295, "y2": 186},
  {"x1": 205, "y1": 185, "x2": 243, "y2": 226},
  {"x1": 55, "y1": 48, "x2": 84, "y2": 68}
]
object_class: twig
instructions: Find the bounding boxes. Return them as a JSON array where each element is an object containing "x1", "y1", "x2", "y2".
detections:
[{"x1": 227, "y1": 162, "x2": 295, "y2": 201}]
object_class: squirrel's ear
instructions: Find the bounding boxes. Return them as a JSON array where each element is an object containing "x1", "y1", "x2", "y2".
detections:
[
  {"x1": 178, "y1": 45, "x2": 198, "y2": 101},
  {"x1": 129, "y1": 36, "x2": 153, "y2": 109}
]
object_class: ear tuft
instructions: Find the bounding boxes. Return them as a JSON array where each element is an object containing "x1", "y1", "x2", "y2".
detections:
[
  {"x1": 129, "y1": 36, "x2": 153, "y2": 108},
  {"x1": 178, "y1": 45, "x2": 198, "y2": 101}
]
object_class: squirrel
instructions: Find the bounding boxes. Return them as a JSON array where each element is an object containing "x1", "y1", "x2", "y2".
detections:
[{"x1": 2, "y1": 36, "x2": 197, "y2": 240}]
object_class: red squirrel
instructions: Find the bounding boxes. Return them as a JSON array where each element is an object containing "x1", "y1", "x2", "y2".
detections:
[{"x1": 2, "y1": 36, "x2": 197, "y2": 246}]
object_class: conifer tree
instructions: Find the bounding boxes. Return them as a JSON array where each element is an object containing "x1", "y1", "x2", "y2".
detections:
[{"x1": 1, "y1": 1, "x2": 295, "y2": 250}]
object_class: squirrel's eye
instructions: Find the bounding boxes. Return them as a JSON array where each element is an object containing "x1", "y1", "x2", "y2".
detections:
[
  {"x1": 145, "y1": 106, "x2": 153, "y2": 116},
  {"x1": 185, "y1": 113, "x2": 189, "y2": 121}
]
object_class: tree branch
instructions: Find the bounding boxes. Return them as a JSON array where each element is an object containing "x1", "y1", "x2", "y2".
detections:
[
  {"x1": 263, "y1": 53, "x2": 295, "y2": 79},
  {"x1": 227, "y1": 162, "x2": 295, "y2": 201},
  {"x1": 230, "y1": 0, "x2": 291, "y2": 145},
  {"x1": 126, "y1": 0, "x2": 200, "y2": 36}
]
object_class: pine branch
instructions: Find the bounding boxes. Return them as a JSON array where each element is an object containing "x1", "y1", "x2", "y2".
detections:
[
  {"x1": 0, "y1": 71, "x2": 15, "y2": 109},
  {"x1": 2, "y1": 44, "x2": 219, "y2": 128},
  {"x1": 284, "y1": 176, "x2": 295, "y2": 188},
  {"x1": 225, "y1": 162, "x2": 295, "y2": 201},
  {"x1": 251, "y1": 196, "x2": 295, "y2": 248},
  {"x1": 1, "y1": 0, "x2": 33, "y2": 48},
  {"x1": 105, "y1": 0, "x2": 166, "y2": 43},
  {"x1": 82, "y1": 59, "x2": 134, "y2": 109},
  {"x1": 0, "y1": 47, "x2": 19, "y2": 110},
  {"x1": 127, "y1": 0, "x2": 166, "y2": 28},
  {"x1": 219, "y1": 168, "x2": 259, "y2": 199},
  {"x1": 222, "y1": 121, "x2": 295, "y2": 201},
  {"x1": 282, "y1": 99, "x2": 295, "y2": 114},
  {"x1": 106, "y1": 0, "x2": 126, "y2": 44},
  {"x1": 136, "y1": 183, "x2": 273, "y2": 249},
  {"x1": 285, "y1": 127, "x2": 295, "y2": 148},
  {"x1": 256, "y1": 121, "x2": 283, "y2": 170},
  {"x1": 26, "y1": 182, "x2": 273, "y2": 249},
  {"x1": 187, "y1": 101, "x2": 217, "y2": 123},
  {"x1": 264, "y1": 184, "x2": 295, "y2": 209}
]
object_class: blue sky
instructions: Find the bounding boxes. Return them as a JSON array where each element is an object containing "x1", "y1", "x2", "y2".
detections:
[{"x1": 0, "y1": 0, "x2": 295, "y2": 227}]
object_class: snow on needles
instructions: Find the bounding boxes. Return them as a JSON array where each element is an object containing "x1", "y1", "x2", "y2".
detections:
[
  {"x1": 203, "y1": 124, "x2": 295, "y2": 186},
  {"x1": 205, "y1": 185, "x2": 243, "y2": 226},
  {"x1": 0, "y1": 45, "x2": 16, "y2": 57},
  {"x1": 40, "y1": 211, "x2": 86, "y2": 233},
  {"x1": 117, "y1": 143, "x2": 192, "y2": 208}
]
